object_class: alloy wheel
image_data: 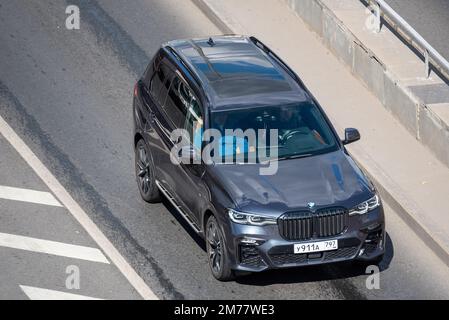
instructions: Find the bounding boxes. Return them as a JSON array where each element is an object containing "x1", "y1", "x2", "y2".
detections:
[
  {"x1": 207, "y1": 220, "x2": 223, "y2": 274},
  {"x1": 136, "y1": 144, "x2": 151, "y2": 196}
]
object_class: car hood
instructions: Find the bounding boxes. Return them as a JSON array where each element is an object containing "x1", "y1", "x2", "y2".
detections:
[{"x1": 209, "y1": 151, "x2": 374, "y2": 215}]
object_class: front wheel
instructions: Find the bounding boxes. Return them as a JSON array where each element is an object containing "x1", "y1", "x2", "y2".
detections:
[
  {"x1": 135, "y1": 139, "x2": 161, "y2": 203},
  {"x1": 205, "y1": 215, "x2": 235, "y2": 281}
]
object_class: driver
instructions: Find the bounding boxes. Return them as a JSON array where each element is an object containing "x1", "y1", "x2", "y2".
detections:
[{"x1": 278, "y1": 105, "x2": 301, "y2": 131}]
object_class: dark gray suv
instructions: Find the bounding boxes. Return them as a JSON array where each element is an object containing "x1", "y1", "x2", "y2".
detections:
[{"x1": 133, "y1": 35, "x2": 385, "y2": 281}]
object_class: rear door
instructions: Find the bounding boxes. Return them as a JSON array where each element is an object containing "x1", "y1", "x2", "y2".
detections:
[
  {"x1": 156, "y1": 73, "x2": 188, "y2": 189},
  {"x1": 141, "y1": 54, "x2": 175, "y2": 179}
]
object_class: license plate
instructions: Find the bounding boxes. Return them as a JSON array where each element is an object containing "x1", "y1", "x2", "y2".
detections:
[{"x1": 294, "y1": 240, "x2": 338, "y2": 254}]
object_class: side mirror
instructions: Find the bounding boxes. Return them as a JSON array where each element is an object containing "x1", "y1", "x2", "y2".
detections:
[
  {"x1": 343, "y1": 128, "x2": 360, "y2": 145},
  {"x1": 178, "y1": 145, "x2": 201, "y2": 164}
]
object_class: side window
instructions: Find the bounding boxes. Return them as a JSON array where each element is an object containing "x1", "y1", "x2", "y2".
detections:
[
  {"x1": 150, "y1": 61, "x2": 172, "y2": 105},
  {"x1": 159, "y1": 65, "x2": 173, "y2": 106},
  {"x1": 144, "y1": 52, "x2": 161, "y2": 84},
  {"x1": 164, "y1": 76, "x2": 189, "y2": 128},
  {"x1": 149, "y1": 65, "x2": 162, "y2": 99},
  {"x1": 185, "y1": 96, "x2": 203, "y2": 150},
  {"x1": 153, "y1": 52, "x2": 162, "y2": 70}
]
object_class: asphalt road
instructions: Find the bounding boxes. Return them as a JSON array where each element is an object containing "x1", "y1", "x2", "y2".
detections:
[
  {"x1": 386, "y1": 0, "x2": 449, "y2": 61},
  {"x1": 0, "y1": 133, "x2": 142, "y2": 299},
  {"x1": 1, "y1": 0, "x2": 449, "y2": 299}
]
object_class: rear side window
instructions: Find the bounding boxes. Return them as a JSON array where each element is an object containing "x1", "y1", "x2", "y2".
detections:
[
  {"x1": 150, "y1": 61, "x2": 172, "y2": 105},
  {"x1": 164, "y1": 76, "x2": 190, "y2": 128},
  {"x1": 143, "y1": 52, "x2": 161, "y2": 84}
]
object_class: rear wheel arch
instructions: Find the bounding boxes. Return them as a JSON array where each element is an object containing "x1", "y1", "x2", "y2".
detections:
[
  {"x1": 134, "y1": 132, "x2": 144, "y2": 148},
  {"x1": 134, "y1": 138, "x2": 161, "y2": 203},
  {"x1": 134, "y1": 135, "x2": 157, "y2": 177}
]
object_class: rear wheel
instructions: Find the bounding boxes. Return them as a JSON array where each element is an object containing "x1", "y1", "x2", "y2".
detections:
[
  {"x1": 205, "y1": 215, "x2": 235, "y2": 281},
  {"x1": 135, "y1": 139, "x2": 161, "y2": 203}
]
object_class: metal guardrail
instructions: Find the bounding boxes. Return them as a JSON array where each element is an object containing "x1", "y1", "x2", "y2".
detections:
[{"x1": 366, "y1": 0, "x2": 449, "y2": 80}]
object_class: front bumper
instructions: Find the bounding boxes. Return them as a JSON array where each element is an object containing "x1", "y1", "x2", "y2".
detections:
[{"x1": 223, "y1": 206, "x2": 385, "y2": 272}]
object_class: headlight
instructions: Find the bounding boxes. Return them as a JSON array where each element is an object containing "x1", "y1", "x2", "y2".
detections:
[
  {"x1": 349, "y1": 195, "x2": 380, "y2": 216},
  {"x1": 228, "y1": 209, "x2": 277, "y2": 226}
]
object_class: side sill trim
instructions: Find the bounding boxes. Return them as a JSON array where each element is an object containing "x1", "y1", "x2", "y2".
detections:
[{"x1": 155, "y1": 180, "x2": 201, "y2": 233}]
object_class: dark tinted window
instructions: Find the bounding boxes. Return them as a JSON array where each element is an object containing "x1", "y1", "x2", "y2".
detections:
[
  {"x1": 210, "y1": 101, "x2": 338, "y2": 159},
  {"x1": 159, "y1": 66, "x2": 173, "y2": 105},
  {"x1": 164, "y1": 76, "x2": 189, "y2": 128},
  {"x1": 144, "y1": 52, "x2": 162, "y2": 84},
  {"x1": 153, "y1": 52, "x2": 162, "y2": 69},
  {"x1": 150, "y1": 61, "x2": 172, "y2": 105}
]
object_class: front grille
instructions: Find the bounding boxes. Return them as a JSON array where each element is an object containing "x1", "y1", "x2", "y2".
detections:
[
  {"x1": 239, "y1": 245, "x2": 265, "y2": 268},
  {"x1": 278, "y1": 207, "x2": 349, "y2": 241}
]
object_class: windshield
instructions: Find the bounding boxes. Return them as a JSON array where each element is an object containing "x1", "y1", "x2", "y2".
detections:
[{"x1": 209, "y1": 101, "x2": 339, "y2": 161}]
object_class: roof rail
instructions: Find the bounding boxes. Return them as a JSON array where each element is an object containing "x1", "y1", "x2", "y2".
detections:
[
  {"x1": 249, "y1": 36, "x2": 305, "y2": 88},
  {"x1": 165, "y1": 46, "x2": 204, "y2": 89}
]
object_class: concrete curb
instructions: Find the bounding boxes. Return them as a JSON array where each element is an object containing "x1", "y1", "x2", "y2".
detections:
[
  {"x1": 192, "y1": 0, "x2": 449, "y2": 267},
  {"x1": 350, "y1": 143, "x2": 449, "y2": 268}
]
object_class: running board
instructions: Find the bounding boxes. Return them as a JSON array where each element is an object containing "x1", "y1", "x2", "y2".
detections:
[{"x1": 155, "y1": 180, "x2": 201, "y2": 233}]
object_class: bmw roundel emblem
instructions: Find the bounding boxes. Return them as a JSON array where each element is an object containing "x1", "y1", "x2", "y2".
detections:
[{"x1": 307, "y1": 202, "x2": 316, "y2": 210}]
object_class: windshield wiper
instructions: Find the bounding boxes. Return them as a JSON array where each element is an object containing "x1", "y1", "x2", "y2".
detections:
[{"x1": 275, "y1": 153, "x2": 313, "y2": 161}]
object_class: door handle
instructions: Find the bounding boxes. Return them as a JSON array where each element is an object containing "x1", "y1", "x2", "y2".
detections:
[
  {"x1": 170, "y1": 135, "x2": 182, "y2": 145},
  {"x1": 148, "y1": 111, "x2": 155, "y2": 123}
]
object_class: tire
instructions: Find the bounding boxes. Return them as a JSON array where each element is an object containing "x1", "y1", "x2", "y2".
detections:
[
  {"x1": 205, "y1": 215, "x2": 235, "y2": 281},
  {"x1": 135, "y1": 139, "x2": 161, "y2": 203}
]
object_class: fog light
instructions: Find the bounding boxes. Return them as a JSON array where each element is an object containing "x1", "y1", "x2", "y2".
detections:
[
  {"x1": 361, "y1": 227, "x2": 383, "y2": 256},
  {"x1": 240, "y1": 237, "x2": 265, "y2": 245},
  {"x1": 239, "y1": 244, "x2": 265, "y2": 267},
  {"x1": 367, "y1": 223, "x2": 381, "y2": 231},
  {"x1": 361, "y1": 223, "x2": 381, "y2": 233},
  {"x1": 366, "y1": 229, "x2": 383, "y2": 243}
]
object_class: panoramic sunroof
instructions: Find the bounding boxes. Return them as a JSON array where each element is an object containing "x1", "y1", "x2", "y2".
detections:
[{"x1": 189, "y1": 54, "x2": 284, "y2": 82}]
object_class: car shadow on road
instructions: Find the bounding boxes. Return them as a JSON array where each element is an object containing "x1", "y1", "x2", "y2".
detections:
[
  {"x1": 236, "y1": 233, "x2": 394, "y2": 286},
  {"x1": 161, "y1": 198, "x2": 207, "y2": 251}
]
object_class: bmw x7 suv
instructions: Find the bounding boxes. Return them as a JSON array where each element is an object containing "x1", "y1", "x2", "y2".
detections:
[{"x1": 132, "y1": 35, "x2": 385, "y2": 281}]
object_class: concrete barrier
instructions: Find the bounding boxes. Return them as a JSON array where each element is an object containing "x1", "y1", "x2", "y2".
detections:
[
  {"x1": 285, "y1": 0, "x2": 449, "y2": 169},
  {"x1": 420, "y1": 105, "x2": 449, "y2": 165}
]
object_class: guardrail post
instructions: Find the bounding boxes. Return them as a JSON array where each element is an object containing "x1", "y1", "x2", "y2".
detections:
[
  {"x1": 375, "y1": 4, "x2": 381, "y2": 33},
  {"x1": 366, "y1": 0, "x2": 449, "y2": 81}
]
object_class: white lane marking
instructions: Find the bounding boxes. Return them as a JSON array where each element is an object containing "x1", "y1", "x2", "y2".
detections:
[
  {"x1": 0, "y1": 114, "x2": 157, "y2": 300},
  {"x1": 0, "y1": 185, "x2": 62, "y2": 207},
  {"x1": 0, "y1": 232, "x2": 109, "y2": 263},
  {"x1": 20, "y1": 285, "x2": 103, "y2": 300}
]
